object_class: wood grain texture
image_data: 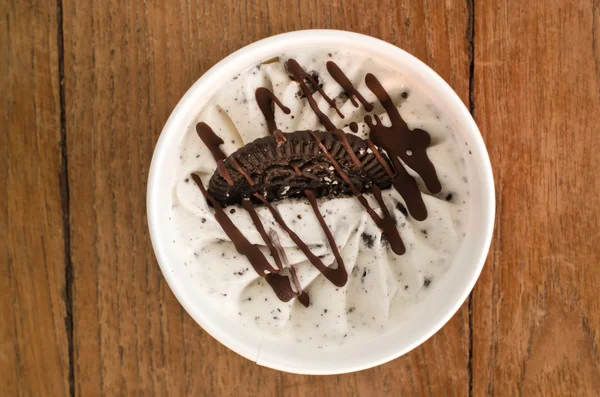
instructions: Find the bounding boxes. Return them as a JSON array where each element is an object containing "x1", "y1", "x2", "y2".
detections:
[
  {"x1": 11, "y1": 0, "x2": 599, "y2": 395},
  {"x1": 62, "y1": 0, "x2": 471, "y2": 395},
  {"x1": 473, "y1": 0, "x2": 600, "y2": 395},
  {"x1": 0, "y1": 0, "x2": 71, "y2": 395}
]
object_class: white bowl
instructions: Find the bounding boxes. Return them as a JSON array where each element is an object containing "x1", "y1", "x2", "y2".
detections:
[{"x1": 147, "y1": 30, "x2": 495, "y2": 374}]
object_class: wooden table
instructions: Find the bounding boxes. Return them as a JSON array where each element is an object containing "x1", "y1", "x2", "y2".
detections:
[{"x1": 3, "y1": 0, "x2": 599, "y2": 395}]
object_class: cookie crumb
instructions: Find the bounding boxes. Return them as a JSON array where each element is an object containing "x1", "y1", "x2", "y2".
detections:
[
  {"x1": 395, "y1": 201, "x2": 408, "y2": 217},
  {"x1": 361, "y1": 233, "x2": 375, "y2": 248}
]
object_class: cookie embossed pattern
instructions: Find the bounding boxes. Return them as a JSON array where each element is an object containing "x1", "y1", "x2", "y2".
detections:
[{"x1": 147, "y1": 30, "x2": 495, "y2": 374}]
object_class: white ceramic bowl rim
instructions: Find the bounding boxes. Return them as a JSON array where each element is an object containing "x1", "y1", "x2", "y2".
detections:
[{"x1": 147, "y1": 29, "x2": 495, "y2": 375}]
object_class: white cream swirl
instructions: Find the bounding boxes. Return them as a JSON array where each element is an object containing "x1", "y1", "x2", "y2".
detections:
[{"x1": 169, "y1": 49, "x2": 469, "y2": 346}]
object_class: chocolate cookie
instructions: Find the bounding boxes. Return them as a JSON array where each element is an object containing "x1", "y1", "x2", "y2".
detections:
[{"x1": 207, "y1": 130, "x2": 393, "y2": 206}]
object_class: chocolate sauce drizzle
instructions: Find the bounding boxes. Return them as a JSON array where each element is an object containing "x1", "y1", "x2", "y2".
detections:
[
  {"x1": 268, "y1": 230, "x2": 310, "y2": 307},
  {"x1": 240, "y1": 199, "x2": 282, "y2": 269},
  {"x1": 304, "y1": 190, "x2": 347, "y2": 275},
  {"x1": 255, "y1": 87, "x2": 291, "y2": 134},
  {"x1": 365, "y1": 73, "x2": 441, "y2": 220},
  {"x1": 191, "y1": 58, "x2": 441, "y2": 306},
  {"x1": 307, "y1": 130, "x2": 405, "y2": 255},
  {"x1": 230, "y1": 153, "x2": 346, "y2": 289},
  {"x1": 253, "y1": 193, "x2": 347, "y2": 287},
  {"x1": 254, "y1": 87, "x2": 349, "y2": 287},
  {"x1": 191, "y1": 173, "x2": 277, "y2": 273},
  {"x1": 287, "y1": 60, "x2": 362, "y2": 167},
  {"x1": 286, "y1": 59, "x2": 343, "y2": 119},
  {"x1": 286, "y1": 59, "x2": 405, "y2": 254},
  {"x1": 326, "y1": 61, "x2": 374, "y2": 111},
  {"x1": 197, "y1": 122, "x2": 226, "y2": 161},
  {"x1": 192, "y1": 173, "x2": 303, "y2": 305},
  {"x1": 195, "y1": 124, "x2": 309, "y2": 306}
]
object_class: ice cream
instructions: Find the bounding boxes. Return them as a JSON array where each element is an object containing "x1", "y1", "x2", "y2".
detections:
[{"x1": 167, "y1": 48, "x2": 470, "y2": 347}]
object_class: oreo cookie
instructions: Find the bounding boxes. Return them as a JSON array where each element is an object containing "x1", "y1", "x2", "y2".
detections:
[{"x1": 207, "y1": 130, "x2": 393, "y2": 206}]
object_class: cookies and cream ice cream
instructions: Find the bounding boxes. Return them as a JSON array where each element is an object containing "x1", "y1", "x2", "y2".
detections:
[{"x1": 168, "y1": 48, "x2": 470, "y2": 347}]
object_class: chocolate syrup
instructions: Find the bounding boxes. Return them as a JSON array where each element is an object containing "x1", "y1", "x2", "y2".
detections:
[
  {"x1": 365, "y1": 73, "x2": 441, "y2": 220},
  {"x1": 255, "y1": 87, "x2": 291, "y2": 134},
  {"x1": 191, "y1": 59, "x2": 441, "y2": 306},
  {"x1": 326, "y1": 61, "x2": 374, "y2": 111}
]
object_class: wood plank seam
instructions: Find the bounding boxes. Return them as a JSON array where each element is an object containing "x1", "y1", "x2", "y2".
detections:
[
  {"x1": 467, "y1": 0, "x2": 475, "y2": 396},
  {"x1": 57, "y1": 0, "x2": 75, "y2": 396}
]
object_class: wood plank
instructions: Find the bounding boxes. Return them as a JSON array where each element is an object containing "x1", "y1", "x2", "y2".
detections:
[
  {"x1": 63, "y1": 0, "x2": 472, "y2": 394},
  {"x1": 0, "y1": 0, "x2": 71, "y2": 395},
  {"x1": 473, "y1": 0, "x2": 600, "y2": 395}
]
